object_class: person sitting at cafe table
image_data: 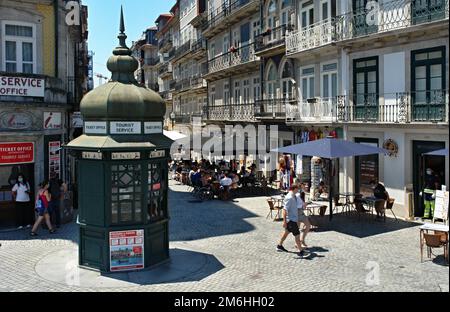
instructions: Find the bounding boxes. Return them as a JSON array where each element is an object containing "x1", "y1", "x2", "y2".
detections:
[
  {"x1": 370, "y1": 179, "x2": 390, "y2": 218},
  {"x1": 191, "y1": 169, "x2": 202, "y2": 187}
]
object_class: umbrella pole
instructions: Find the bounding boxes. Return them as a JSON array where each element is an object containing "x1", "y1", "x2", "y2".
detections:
[{"x1": 329, "y1": 159, "x2": 333, "y2": 221}]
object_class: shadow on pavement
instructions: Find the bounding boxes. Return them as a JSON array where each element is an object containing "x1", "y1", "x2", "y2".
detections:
[{"x1": 309, "y1": 212, "x2": 420, "y2": 238}]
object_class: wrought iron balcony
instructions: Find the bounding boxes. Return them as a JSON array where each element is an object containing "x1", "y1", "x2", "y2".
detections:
[
  {"x1": 160, "y1": 90, "x2": 173, "y2": 101},
  {"x1": 144, "y1": 57, "x2": 159, "y2": 66},
  {"x1": 158, "y1": 62, "x2": 173, "y2": 76},
  {"x1": 206, "y1": 102, "x2": 256, "y2": 122},
  {"x1": 255, "y1": 24, "x2": 294, "y2": 54},
  {"x1": 174, "y1": 112, "x2": 204, "y2": 124},
  {"x1": 174, "y1": 40, "x2": 191, "y2": 60},
  {"x1": 286, "y1": 97, "x2": 337, "y2": 123},
  {"x1": 255, "y1": 97, "x2": 296, "y2": 119},
  {"x1": 174, "y1": 78, "x2": 191, "y2": 92},
  {"x1": 207, "y1": 43, "x2": 258, "y2": 76},
  {"x1": 336, "y1": 90, "x2": 449, "y2": 124},
  {"x1": 190, "y1": 77, "x2": 207, "y2": 89},
  {"x1": 204, "y1": 0, "x2": 259, "y2": 38},
  {"x1": 335, "y1": 0, "x2": 449, "y2": 41},
  {"x1": 158, "y1": 34, "x2": 173, "y2": 52},
  {"x1": 286, "y1": 19, "x2": 336, "y2": 56}
]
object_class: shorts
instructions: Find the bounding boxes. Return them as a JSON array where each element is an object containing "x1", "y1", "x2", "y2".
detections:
[
  {"x1": 286, "y1": 221, "x2": 300, "y2": 237},
  {"x1": 35, "y1": 206, "x2": 52, "y2": 217}
]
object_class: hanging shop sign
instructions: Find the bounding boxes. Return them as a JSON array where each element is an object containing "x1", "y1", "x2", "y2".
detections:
[
  {"x1": 110, "y1": 230, "x2": 145, "y2": 272},
  {"x1": 383, "y1": 139, "x2": 399, "y2": 157},
  {"x1": 44, "y1": 112, "x2": 62, "y2": 130},
  {"x1": 48, "y1": 141, "x2": 61, "y2": 179},
  {"x1": 0, "y1": 142, "x2": 34, "y2": 165},
  {"x1": 0, "y1": 111, "x2": 34, "y2": 130},
  {"x1": 0, "y1": 75, "x2": 45, "y2": 97}
]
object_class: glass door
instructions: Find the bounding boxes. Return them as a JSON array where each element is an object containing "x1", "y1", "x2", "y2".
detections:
[
  {"x1": 411, "y1": 47, "x2": 446, "y2": 122},
  {"x1": 353, "y1": 57, "x2": 379, "y2": 121}
]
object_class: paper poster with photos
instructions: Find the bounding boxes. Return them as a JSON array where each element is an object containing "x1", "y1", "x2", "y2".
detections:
[
  {"x1": 49, "y1": 141, "x2": 61, "y2": 179},
  {"x1": 110, "y1": 230, "x2": 144, "y2": 272}
]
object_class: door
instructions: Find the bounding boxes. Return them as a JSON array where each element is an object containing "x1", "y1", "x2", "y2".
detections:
[
  {"x1": 412, "y1": 141, "x2": 446, "y2": 217},
  {"x1": 352, "y1": 0, "x2": 378, "y2": 37},
  {"x1": 411, "y1": 46, "x2": 446, "y2": 122},
  {"x1": 353, "y1": 57, "x2": 379, "y2": 121},
  {"x1": 355, "y1": 138, "x2": 380, "y2": 198}
]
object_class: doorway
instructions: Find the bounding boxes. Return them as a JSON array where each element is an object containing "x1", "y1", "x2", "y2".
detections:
[{"x1": 412, "y1": 140, "x2": 446, "y2": 217}]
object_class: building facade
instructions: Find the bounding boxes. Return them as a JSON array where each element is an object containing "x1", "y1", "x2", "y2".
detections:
[
  {"x1": 0, "y1": 0, "x2": 90, "y2": 227},
  {"x1": 148, "y1": 0, "x2": 449, "y2": 217}
]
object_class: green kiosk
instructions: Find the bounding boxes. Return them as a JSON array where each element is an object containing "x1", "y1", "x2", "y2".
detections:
[{"x1": 66, "y1": 9, "x2": 173, "y2": 273}]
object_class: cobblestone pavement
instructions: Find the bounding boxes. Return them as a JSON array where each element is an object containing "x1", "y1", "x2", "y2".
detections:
[{"x1": 0, "y1": 181, "x2": 448, "y2": 292}]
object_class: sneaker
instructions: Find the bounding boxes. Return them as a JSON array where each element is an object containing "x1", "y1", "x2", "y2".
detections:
[
  {"x1": 49, "y1": 229, "x2": 56, "y2": 234},
  {"x1": 277, "y1": 245, "x2": 288, "y2": 252},
  {"x1": 298, "y1": 250, "x2": 306, "y2": 257},
  {"x1": 30, "y1": 232, "x2": 38, "y2": 237}
]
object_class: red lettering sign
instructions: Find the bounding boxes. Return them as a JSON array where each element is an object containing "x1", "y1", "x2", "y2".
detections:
[{"x1": 0, "y1": 142, "x2": 34, "y2": 165}]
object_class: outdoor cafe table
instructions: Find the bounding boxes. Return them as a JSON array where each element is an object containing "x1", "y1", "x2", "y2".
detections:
[
  {"x1": 362, "y1": 196, "x2": 381, "y2": 217},
  {"x1": 419, "y1": 223, "x2": 449, "y2": 262},
  {"x1": 339, "y1": 192, "x2": 356, "y2": 213}
]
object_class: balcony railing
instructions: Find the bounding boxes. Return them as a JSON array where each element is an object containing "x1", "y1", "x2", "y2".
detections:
[
  {"x1": 158, "y1": 34, "x2": 172, "y2": 50},
  {"x1": 208, "y1": 43, "x2": 258, "y2": 75},
  {"x1": 190, "y1": 77, "x2": 207, "y2": 89},
  {"x1": 255, "y1": 97, "x2": 296, "y2": 119},
  {"x1": 159, "y1": 62, "x2": 173, "y2": 76},
  {"x1": 286, "y1": 97, "x2": 337, "y2": 123},
  {"x1": 206, "y1": 102, "x2": 256, "y2": 122},
  {"x1": 191, "y1": 38, "x2": 206, "y2": 52},
  {"x1": 256, "y1": 24, "x2": 294, "y2": 53},
  {"x1": 144, "y1": 57, "x2": 159, "y2": 66},
  {"x1": 336, "y1": 0, "x2": 449, "y2": 41},
  {"x1": 175, "y1": 78, "x2": 191, "y2": 92},
  {"x1": 206, "y1": 0, "x2": 258, "y2": 31},
  {"x1": 336, "y1": 91, "x2": 449, "y2": 123},
  {"x1": 286, "y1": 19, "x2": 336, "y2": 55},
  {"x1": 174, "y1": 40, "x2": 191, "y2": 59},
  {"x1": 160, "y1": 90, "x2": 173, "y2": 101},
  {"x1": 174, "y1": 112, "x2": 204, "y2": 124}
]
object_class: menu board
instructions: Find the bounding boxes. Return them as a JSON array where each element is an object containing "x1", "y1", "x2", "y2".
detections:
[
  {"x1": 48, "y1": 141, "x2": 61, "y2": 179},
  {"x1": 434, "y1": 191, "x2": 449, "y2": 222},
  {"x1": 359, "y1": 155, "x2": 378, "y2": 197}
]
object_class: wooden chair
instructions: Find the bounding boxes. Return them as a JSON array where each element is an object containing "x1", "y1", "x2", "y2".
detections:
[
  {"x1": 422, "y1": 233, "x2": 448, "y2": 263},
  {"x1": 266, "y1": 199, "x2": 282, "y2": 221},
  {"x1": 385, "y1": 198, "x2": 398, "y2": 222}
]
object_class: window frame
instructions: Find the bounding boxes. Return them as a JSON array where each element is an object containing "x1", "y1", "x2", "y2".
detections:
[{"x1": 1, "y1": 20, "x2": 37, "y2": 74}]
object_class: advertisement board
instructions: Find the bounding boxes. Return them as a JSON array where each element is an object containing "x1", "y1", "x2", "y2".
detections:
[
  {"x1": 48, "y1": 141, "x2": 61, "y2": 179},
  {"x1": 109, "y1": 230, "x2": 144, "y2": 272}
]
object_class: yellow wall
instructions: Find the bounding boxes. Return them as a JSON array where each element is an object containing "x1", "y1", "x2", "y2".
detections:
[{"x1": 36, "y1": 3, "x2": 55, "y2": 77}]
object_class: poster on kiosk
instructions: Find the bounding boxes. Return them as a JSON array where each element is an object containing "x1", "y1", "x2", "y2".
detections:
[{"x1": 109, "y1": 230, "x2": 145, "y2": 272}]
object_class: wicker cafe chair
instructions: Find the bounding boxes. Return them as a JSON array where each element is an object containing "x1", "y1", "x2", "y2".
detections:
[
  {"x1": 266, "y1": 198, "x2": 282, "y2": 221},
  {"x1": 422, "y1": 233, "x2": 449, "y2": 263}
]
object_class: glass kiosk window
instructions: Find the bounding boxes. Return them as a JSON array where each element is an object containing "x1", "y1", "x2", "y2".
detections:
[
  {"x1": 148, "y1": 162, "x2": 167, "y2": 221},
  {"x1": 111, "y1": 164, "x2": 142, "y2": 224}
]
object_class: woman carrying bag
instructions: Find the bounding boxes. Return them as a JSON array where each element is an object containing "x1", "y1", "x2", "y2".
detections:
[{"x1": 30, "y1": 181, "x2": 56, "y2": 236}]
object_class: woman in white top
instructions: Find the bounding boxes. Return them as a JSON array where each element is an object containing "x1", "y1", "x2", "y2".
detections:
[
  {"x1": 11, "y1": 173, "x2": 31, "y2": 228},
  {"x1": 296, "y1": 191, "x2": 311, "y2": 248}
]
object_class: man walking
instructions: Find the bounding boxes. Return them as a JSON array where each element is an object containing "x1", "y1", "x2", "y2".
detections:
[{"x1": 277, "y1": 185, "x2": 305, "y2": 256}]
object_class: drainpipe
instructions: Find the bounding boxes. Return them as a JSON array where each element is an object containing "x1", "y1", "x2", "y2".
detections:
[{"x1": 54, "y1": 0, "x2": 59, "y2": 78}]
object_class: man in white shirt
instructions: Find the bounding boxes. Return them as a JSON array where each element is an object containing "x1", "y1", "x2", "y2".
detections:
[{"x1": 220, "y1": 175, "x2": 233, "y2": 187}]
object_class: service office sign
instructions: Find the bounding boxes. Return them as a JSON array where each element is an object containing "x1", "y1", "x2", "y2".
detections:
[
  {"x1": 0, "y1": 142, "x2": 34, "y2": 165},
  {"x1": 0, "y1": 76, "x2": 45, "y2": 97}
]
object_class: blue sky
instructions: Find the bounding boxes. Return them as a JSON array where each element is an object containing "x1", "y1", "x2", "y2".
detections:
[{"x1": 83, "y1": 0, "x2": 173, "y2": 86}]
